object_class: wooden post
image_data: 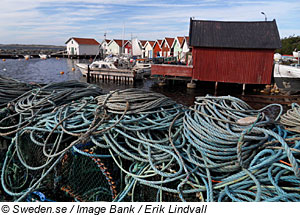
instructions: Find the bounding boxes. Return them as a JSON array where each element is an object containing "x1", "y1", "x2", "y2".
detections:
[
  {"x1": 87, "y1": 65, "x2": 91, "y2": 83},
  {"x1": 214, "y1": 82, "x2": 218, "y2": 96},
  {"x1": 242, "y1": 83, "x2": 246, "y2": 95}
]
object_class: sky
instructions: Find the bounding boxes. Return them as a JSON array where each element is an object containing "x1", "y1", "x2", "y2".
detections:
[{"x1": 0, "y1": 0, "x2": 299, "y2": 45}]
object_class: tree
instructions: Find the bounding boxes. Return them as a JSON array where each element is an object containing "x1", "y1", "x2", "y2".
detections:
[{"x1": 275, "y1": 36, "x2": 300, "y2": 55}]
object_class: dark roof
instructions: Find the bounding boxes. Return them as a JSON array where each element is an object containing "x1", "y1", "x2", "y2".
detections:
[
  {"x1": 163, "y1": 37, "x2": 175, "y2": 48},
  {"x1": 111, "y1": 39, "x2": 124, "y2": 47},
  {"x1": 147, "y1": 41, "x2": 155, "y2": 47},
  {"x1": 139, "y1": 40, "x2": 148, "y2": 47},
  {"x1": 177, "y1": 37, "x2": 185, "y2": 46},
  {"x1": 65, "y1": 37, "x2": 100, "y2": 45},
  {"x1": 189, "y1": 19, "x2": 281, "y2": 49}
]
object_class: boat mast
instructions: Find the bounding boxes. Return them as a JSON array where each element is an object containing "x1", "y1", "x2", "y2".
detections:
[{"x1": 122, "y1": 22, "x2": 125, "y2": 55}]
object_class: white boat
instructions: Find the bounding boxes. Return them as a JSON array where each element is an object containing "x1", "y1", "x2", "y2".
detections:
[
  {"x1": 293, "y1": 51, "x2": 300, "y2": 58},
  {"x1": 39, "y1": 54, "x2": 48, "y2": 59},
  {"x1": 132, "y1": 59, "x2": 152, "y2": 78},
  {"x1": 274, "y1": 63, "x2": 300, "y2": 91},
  {"x1": 273, "y1": 53, "x2": 282, "y2": 62},
  {"x1": 76, "y1": 61, "x2": 118, "y2": 76}
]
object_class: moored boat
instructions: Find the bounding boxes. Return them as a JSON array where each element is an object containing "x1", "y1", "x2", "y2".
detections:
[
  {"x1": 274, "y1": 63, "x2": 300, "y2": 91},
  {"x1": 76, "y1": 61, "x2": 118, "y2": 76},
  {"x1": 39, "y1": 54, "x2": 48, "y2": 59},
  {"x1": 293, "y1": 51, "x2": 300, "y2": 58}
]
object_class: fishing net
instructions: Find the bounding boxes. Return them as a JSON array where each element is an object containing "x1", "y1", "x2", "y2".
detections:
[{"x1": 0, "y1": 79, "x2": 300, "y2": 202}]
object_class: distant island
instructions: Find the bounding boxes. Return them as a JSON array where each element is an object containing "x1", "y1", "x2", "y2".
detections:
[
  {"x1": 0, "y1": 44, "x2": 65, "y2": 49},
  {"x1": 0, "y1": 44, "x2": 65, "y2": 57}
]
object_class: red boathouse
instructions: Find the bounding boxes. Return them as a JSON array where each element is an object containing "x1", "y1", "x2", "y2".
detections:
[{"x1": 189, "y1": 19, "x2": 281, "y2": 84}]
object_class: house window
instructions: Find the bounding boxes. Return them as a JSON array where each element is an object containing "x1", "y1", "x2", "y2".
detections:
[{"x1": 71, "y1": 41, "x2": 73, "y2": 44}]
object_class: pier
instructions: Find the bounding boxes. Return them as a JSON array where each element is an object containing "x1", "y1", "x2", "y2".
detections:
[{"x1": 87, "y1": 69, "x2": 135, "y2": 84}]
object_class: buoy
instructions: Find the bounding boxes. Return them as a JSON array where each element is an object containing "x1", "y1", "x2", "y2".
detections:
[
  {"x1": 236, "y1": 116, "x2": 258, "y2": 126},
  {"x1": 2, "y1": 59, "x2": 6, "y2": 62},
  {"x1": 60, "y1": 71, "x2": 64, "y2": 75},
  {"x1": 72, "y1": 67, "x2": 75, "y2": 71},
  {"x1": 158, "y1": 82, "x2": 166, "y2": 86},
  {"x1": 187, "y1": 82, "x2": 196, "y2": 89}
]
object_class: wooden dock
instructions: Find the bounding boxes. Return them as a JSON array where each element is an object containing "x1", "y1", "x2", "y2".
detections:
[{"x1": 87, "y1": 68, "x2": 135, "y2": 84}]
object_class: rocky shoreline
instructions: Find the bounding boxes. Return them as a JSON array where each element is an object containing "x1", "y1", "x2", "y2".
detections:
[{"x1": 0, "y1": 44, "x2": 65, "y2": 58}]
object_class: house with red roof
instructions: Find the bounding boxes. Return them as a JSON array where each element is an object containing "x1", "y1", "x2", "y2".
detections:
[
  {"x1": 123, "y1": 40, "x2": 132, "y2": 55},
  {"x1": 180, "y1": 36, "x2": 191, "y2": 63},
  {"x1": 144, "y1": 41, "x2": 155, "y2": 59},
  {"x1": 181, "y1": 36, "x2": 190, "y2": 54},
  {"x1": 172, "y1": 36, "x2": 185, "y2": 58},
  {"x1": 65, "y1": 37, "x2": 100, "y2": 56},
  {"x1": 100, "y1": 39, "x2": 111, "y2": 55},
  {"x1": 107, "y1": 39, "x2": 125, "y2": 55},
  {"x1": 153, "y1": 39, "x2": 162, "y2": 58},
  {"x1": 161, "y1": 37, "x2": 175, "y2": 57}
]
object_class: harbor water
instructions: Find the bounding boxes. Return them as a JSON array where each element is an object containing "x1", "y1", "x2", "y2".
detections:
[{"x1": 0, "y1": 57, "x2": 246, "y2": 107}]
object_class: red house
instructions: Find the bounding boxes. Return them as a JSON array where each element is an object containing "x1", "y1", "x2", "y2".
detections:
[
  {"x1": 153, "y1": 39, "x2": 163, "y2": 57},
  {"x1": 123, "y1": 40, "x2": 132, "y2": 55},
  {"x1": 161, "y1": 37, "x2": 175, "y2": 57},
  {"x1": 189, "y1": 19, "x2": 281, "y2": 84}
]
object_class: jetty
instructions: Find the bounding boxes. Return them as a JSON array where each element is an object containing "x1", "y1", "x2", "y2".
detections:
[{"x1": 86, "y1": 68, "x2": 135, "y2": 83}]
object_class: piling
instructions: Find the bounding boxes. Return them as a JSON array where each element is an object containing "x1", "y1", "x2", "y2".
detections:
[{"x1": 87, "y1": 65, "x2": 91, "y2": 83}]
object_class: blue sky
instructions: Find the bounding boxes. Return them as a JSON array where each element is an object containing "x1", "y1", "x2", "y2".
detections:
[{"x1": 0, "y1": 0, "x2": 299, "y2": 45}]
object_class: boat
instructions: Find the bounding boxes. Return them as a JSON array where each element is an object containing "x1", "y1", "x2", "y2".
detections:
[
  {"x1": 76, "y1": 61, "x2": 118, "y2": 76},
  {"x1": 274, "y1": 62, "x2": 300, "y2": 91},
  {"x1": 293, "y1": 51, "x2": 300, "y2": 58},
  {"x1": 132, "y1": 59, "x2": 152, "y2": 79},
  {"x1": 39, "y1": 54, "x2": 48, "y2": 59},
  {"x1": 273, "y1": 53, "x2": 282, "y2": 62}
]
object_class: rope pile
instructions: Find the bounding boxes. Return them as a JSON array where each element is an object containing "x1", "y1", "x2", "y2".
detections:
[
  {"x1": 0, "y1": 79, "x2": 300, "y2": 202},
  {"x1": 181, "y1": 96, "x2": 300, "y2": 201},
  {"x1": 0, "y1": 76, "x2": 34, "y2": 108}
]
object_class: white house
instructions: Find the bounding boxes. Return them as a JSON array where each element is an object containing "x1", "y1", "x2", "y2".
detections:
[
  {"x1": 181, "y1": 36, "x2": 190, "y2": 54},
  {"x1": 131, "y1": 38, "x2": 142, "y2": 57},
  {"x1": 107, "y1": 39, "x2": 124, "y2": 55},
  {"x1": 132, "y1": 39, "x2": 150, "y2": 57},
  {"x1": 172, "y1": 36, "x2": 184, "y2": 58},
  {"x1": 180, "y1": 36, "x2": 191, "y2": 63},
  {"x1": 65, "y1": 37, "x2": 100, "y2": 56},
  {"x1": 144, "y1": 41, "x2": 155, "y2": 59},
  {"x1": 100, "y1": 39, "x2": 111, "y2": 55}
]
